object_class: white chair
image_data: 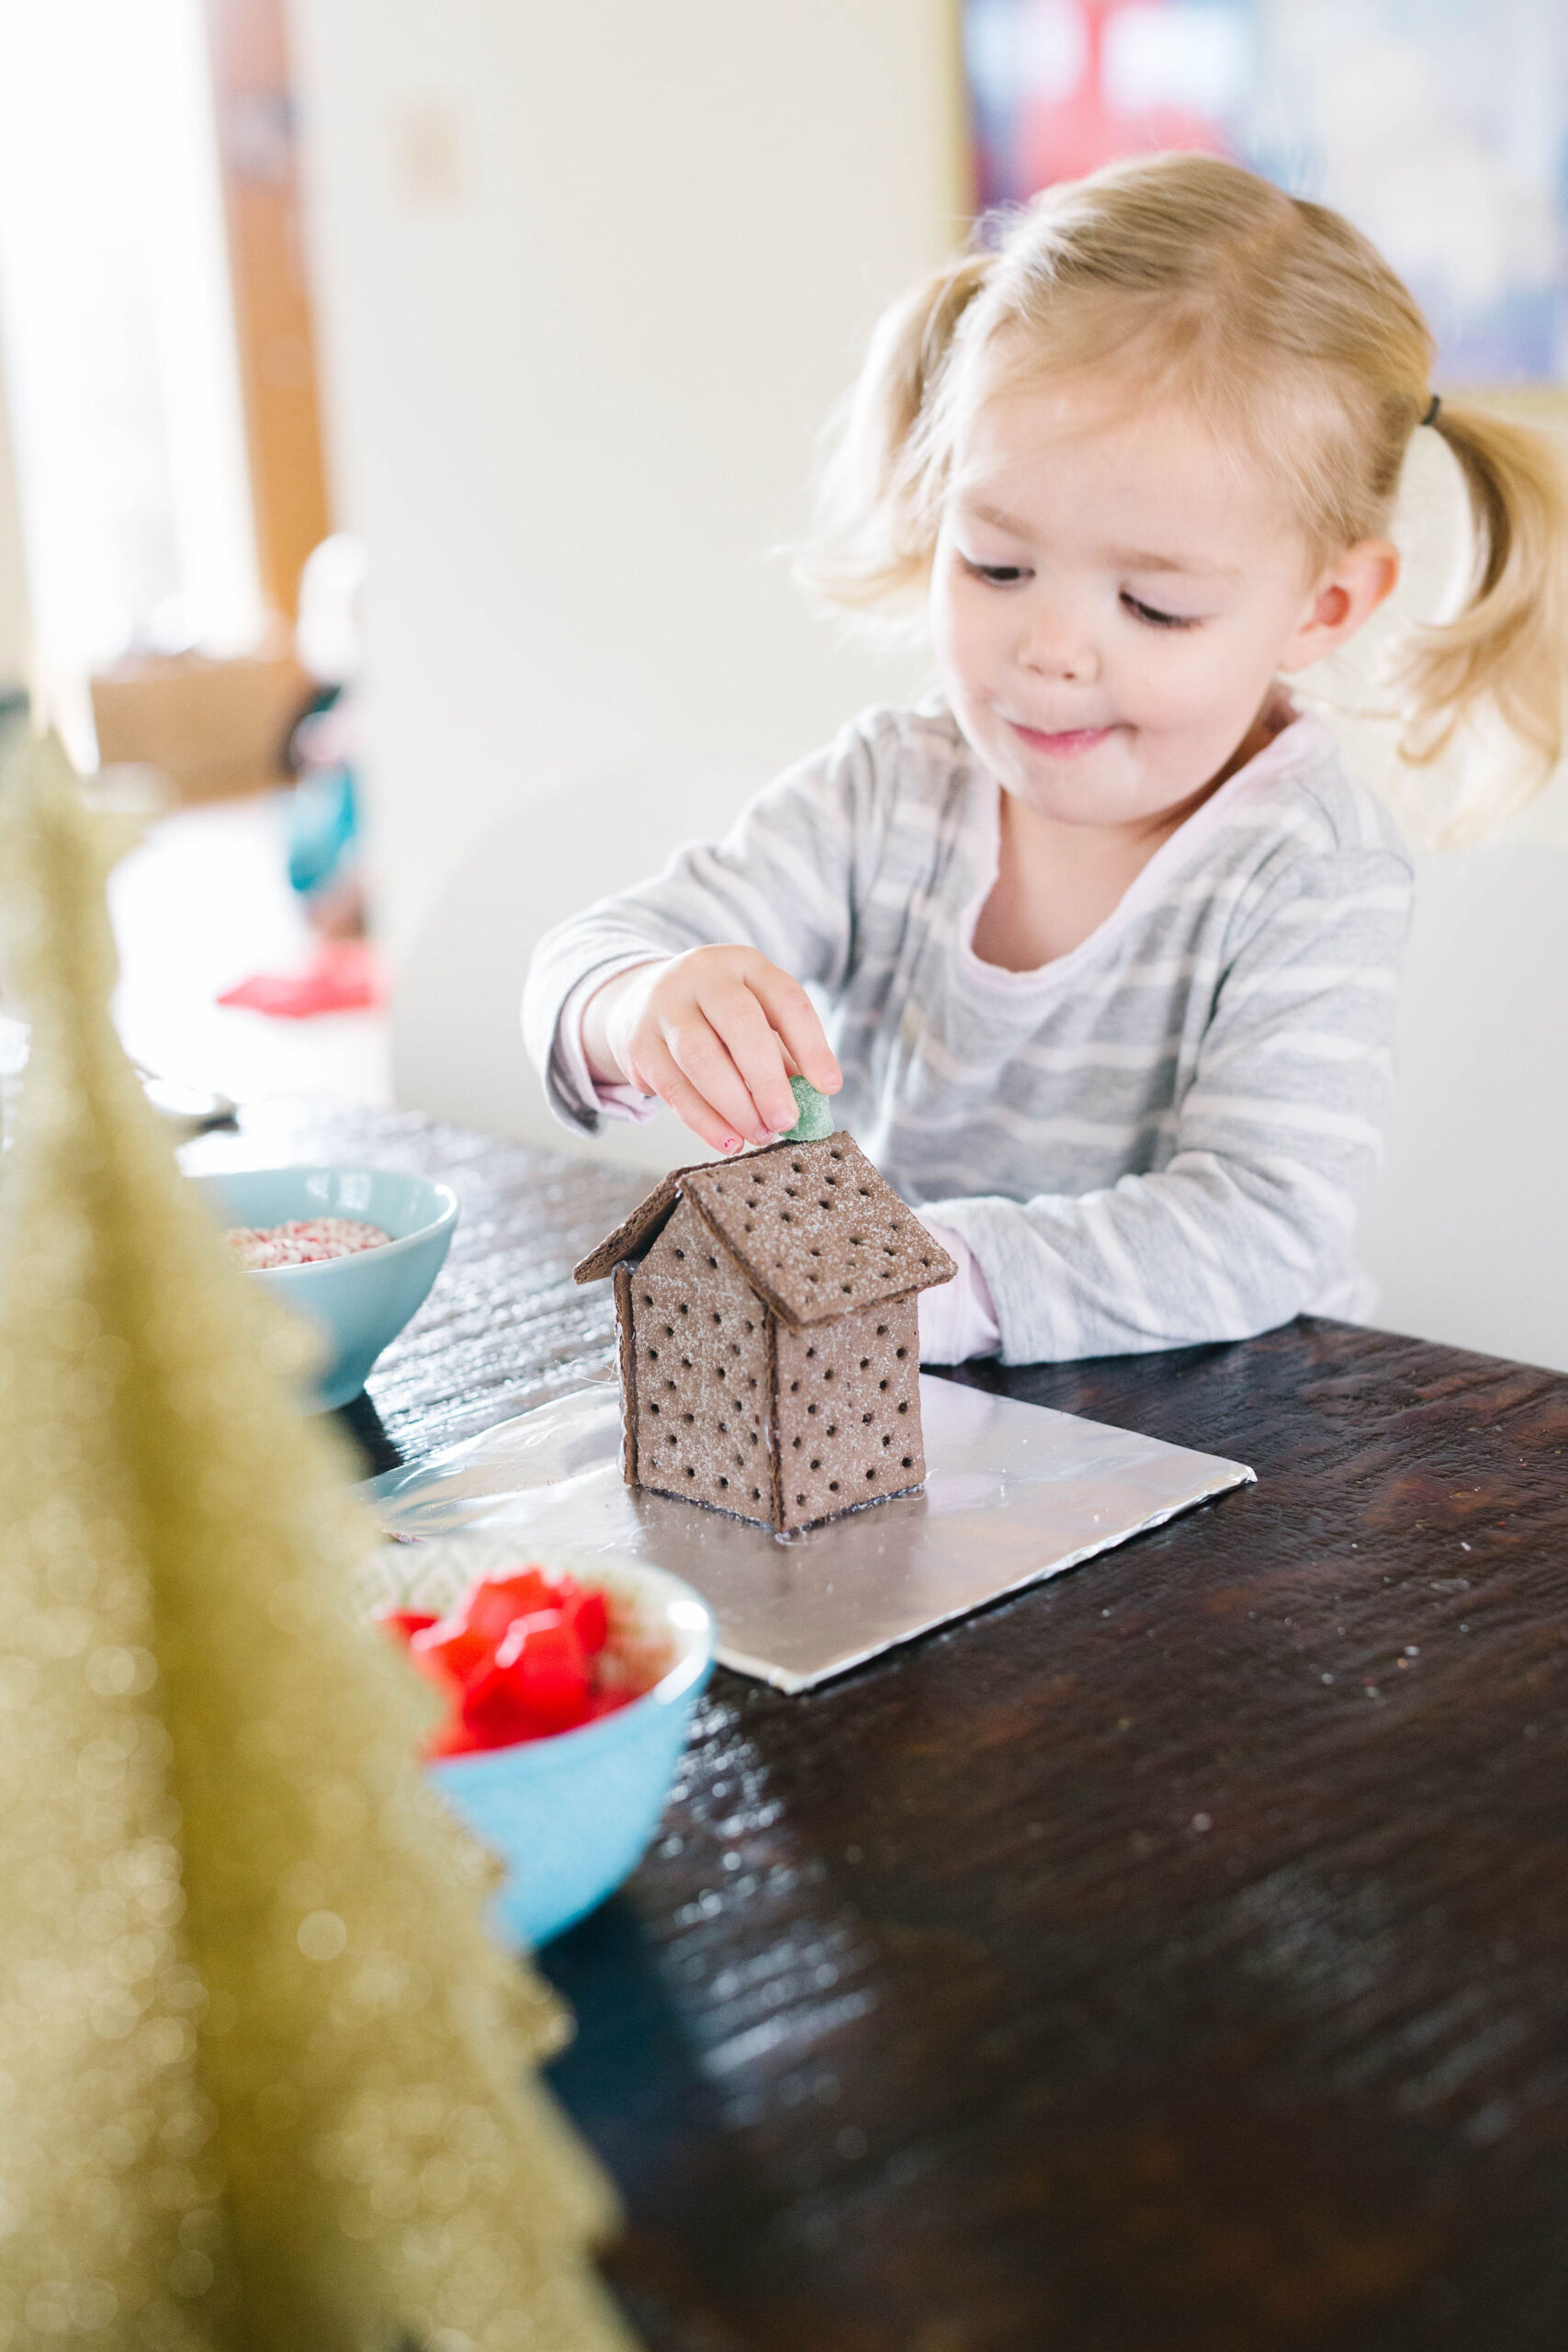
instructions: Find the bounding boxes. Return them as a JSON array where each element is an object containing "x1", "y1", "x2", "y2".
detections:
[
  {"x1": 390, "y1": 758, "x2": 765, "y2": 1174},
  {"x1": 1355, "y1": 839, "x2": 1568, "y2": 1374}
]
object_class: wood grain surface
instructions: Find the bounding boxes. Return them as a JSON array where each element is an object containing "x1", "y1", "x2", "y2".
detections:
[{"x1": 189, "y1": 1105, "x2": 1568, "y2": 2351}]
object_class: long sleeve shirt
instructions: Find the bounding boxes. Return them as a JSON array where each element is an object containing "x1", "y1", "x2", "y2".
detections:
[{"x1": 523, "y1": 699, "x2": 1413, "y2": 1364}]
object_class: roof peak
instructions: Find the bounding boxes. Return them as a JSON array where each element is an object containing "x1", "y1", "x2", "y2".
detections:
[{"x1": 574, "y1": 1132, "x2": 954, "y2": 1327}]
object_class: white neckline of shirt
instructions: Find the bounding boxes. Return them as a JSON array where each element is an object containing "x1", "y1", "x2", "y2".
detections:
[{"x1": 951, "y1": 703, "x2": 1334, "y2": 995}]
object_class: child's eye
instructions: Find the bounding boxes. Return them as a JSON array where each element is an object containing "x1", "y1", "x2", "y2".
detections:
[
  {"x1": 964, "y1": 560, "x2": 1026, "y2": 586},
  {"x1": 1122, "y1": 591, "x2": 1199, "y2": 629}
]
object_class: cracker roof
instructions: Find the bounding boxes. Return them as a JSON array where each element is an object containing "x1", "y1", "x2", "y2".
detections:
[{"x1": 573, "y1": 1132, "x2": 955, "y2": 1329}]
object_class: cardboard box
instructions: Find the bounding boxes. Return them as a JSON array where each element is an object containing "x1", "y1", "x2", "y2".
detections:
[{"x1": 89, "y1": 650, "x2": 310, "y2": 804}]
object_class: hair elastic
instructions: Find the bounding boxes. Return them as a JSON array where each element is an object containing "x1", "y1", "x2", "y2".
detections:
[{"x1": 1422, "y1": 393, "x2": 1442, "y2": 427}]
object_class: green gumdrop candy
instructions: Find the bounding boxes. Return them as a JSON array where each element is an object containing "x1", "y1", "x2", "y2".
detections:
[{"x1": 783, "y1": 1074, "x2": 834, "y2": 1142}]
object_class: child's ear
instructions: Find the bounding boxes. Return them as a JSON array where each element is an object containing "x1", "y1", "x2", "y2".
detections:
[{"x1": 1278, "y1": 539, "x2": 1401, "y2": 672}]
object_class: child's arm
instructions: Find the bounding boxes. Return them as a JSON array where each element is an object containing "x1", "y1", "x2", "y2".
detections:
[
  {"x1": 917, "y1": 845, "x2": 1411, "y2": 1362},
  {"x1": 524, "y1": 714, "x2": 893, "y2": 1138},
  {"x1": 915, "y1": 1219, "x2": 1002, "y2": 1363}
]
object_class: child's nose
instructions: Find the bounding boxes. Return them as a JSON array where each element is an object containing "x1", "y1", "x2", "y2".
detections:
[{"x1": 1018, "y1": 604, "x2": 1099, "y2": 684}]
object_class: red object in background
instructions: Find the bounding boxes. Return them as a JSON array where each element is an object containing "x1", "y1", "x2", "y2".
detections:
[
  {"x1": 968, "y1": 0, "x2": 1238, "y2": 213},
  {"x1": 1018, "y1": 0, "x2": 1225, "y2": 191},
  {"x1": 383, "y1": 1566, "x2": 630, "y2": 1755},
  {"x1": 217, "y1": 938, "x2": 385, "y2": 1018}
]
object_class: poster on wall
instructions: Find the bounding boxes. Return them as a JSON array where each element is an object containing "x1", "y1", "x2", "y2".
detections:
[{"x1": 964, "y1": 0, "x2": 1568, "y2": 382}]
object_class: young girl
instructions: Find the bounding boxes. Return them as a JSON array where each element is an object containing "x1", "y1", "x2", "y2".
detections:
[{"x1": 524, "y1": 153, "x2": 1568, "y2": 1366}]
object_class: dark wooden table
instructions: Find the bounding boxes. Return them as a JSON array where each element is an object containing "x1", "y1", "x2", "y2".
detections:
[{"x1": 192, "y1": 1102, "x2": 1568, "y2": 2352}]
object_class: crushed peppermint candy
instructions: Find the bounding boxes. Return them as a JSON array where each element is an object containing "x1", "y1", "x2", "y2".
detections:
[{"x1": 228, "y1": 1216, "x2": 391, "y2": 1270}]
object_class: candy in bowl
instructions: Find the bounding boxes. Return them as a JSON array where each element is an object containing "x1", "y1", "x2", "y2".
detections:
[
  {"x1": 190, "y1": 1164, "x2": 457, "y2": 1408},
  {"x1": 376, "y1": 1536, "x2": 715, "y2": 1948}
]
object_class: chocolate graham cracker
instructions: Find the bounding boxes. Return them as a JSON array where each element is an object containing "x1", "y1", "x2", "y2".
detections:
[
  {"x1": 581, "y1": 1132, "x2": 953, "y2": 1532},
  {"x1": 679, "y1": 1134, "x2": 950, "y2": 1326},
  {"x1": 622, "y1": 1197, "x2": 773, "y2": 1521},
  {"x1": 772, "y1": 1295, "x2": 924, "y2": 1525}
]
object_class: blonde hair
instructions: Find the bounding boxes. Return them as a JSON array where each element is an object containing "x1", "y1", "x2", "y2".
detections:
[{"x1": 803, "y1": 153, "x2": 1568, "y2": 809}]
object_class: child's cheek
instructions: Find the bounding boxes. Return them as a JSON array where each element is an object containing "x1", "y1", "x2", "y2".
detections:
[
  {"x1": 931, "y1": 589, "x2": 987, "y2": 713},
  {"x1": 1122, "y1": 635, "x2": 1228, "y2": 732},
  {"x1": 959, "y1": 585, "x2": 1015, "y2": 700}
]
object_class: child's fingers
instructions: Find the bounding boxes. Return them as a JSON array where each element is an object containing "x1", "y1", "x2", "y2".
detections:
[
  {"x1": 661, "y1": 1009, "x2": 785, "y2": 1147},
  {"x1": 644, "y1": 998, "x2": 798, "y2": 1148},
  {"x1": 748, "y1": 967, "x2": 842, "y2": 1096},
  {"x1": 632, "y1": 1033, "x2": 752, "y2": 1155},
  {"x1": 692, "y1": 972, "x2": 798, "y2": 1137}
]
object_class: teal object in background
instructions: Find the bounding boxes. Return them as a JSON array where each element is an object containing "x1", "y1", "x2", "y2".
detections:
[
  {"x1": 422, "y1": 1554, "x2": 715, "y2": 1948},
  {"x1": 189, "y1": 1165, "x2": 457, "y2": 1409}
]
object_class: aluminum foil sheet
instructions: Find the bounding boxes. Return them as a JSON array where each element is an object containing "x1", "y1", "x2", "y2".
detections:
[{"x1": 366, "y1": 1375, "x2": 1254, "y2": 1691}]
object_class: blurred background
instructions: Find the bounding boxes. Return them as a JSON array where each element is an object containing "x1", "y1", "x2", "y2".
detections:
[{"x1": 1, "y1": 0, "x2": 1566, "y2": 1367}]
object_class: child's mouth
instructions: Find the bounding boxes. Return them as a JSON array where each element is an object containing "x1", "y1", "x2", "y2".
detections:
[{"x1": 1009, "y1": 719, "x2": 1115, "y2": 757}]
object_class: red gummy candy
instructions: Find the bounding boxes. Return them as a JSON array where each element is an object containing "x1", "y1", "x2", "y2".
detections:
[
  {"x1": 408, "y1": 1616, "x2": 492, "y2": 1691},
  {"x1": 564, "y1": 1586, "x2": 609, "y2": 1657},
  {"x1": 381, "y1": 1611, "x2": 438, "y2": 1643},
  {"x1": 465, "y1": 1570, "x2": 558, "y2": 1647},
  {"x1": 502, "y1": 1614, "x2": 592, "y2": 1730},
  {"x1": 485, "y1": 1572, "x2": 606, "y2": 1657},
  {"x1": 460, "y1": 1617, "x2": 592, "y2": 1746},
  {"x1": 422, "y1": 1668, "x2": 621, "y2": 1758},
  {"x1": 408, "y1": 1572, "x2": 554, "y2": 1690},
  {"x1": 387, "y1": 1563, "x2": 620, "y2": 1753}
]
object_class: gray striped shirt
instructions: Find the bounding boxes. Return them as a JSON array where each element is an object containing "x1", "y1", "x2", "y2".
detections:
[{"x1": 525, "y1": 699, "x2": 1413, "y2": 1363}]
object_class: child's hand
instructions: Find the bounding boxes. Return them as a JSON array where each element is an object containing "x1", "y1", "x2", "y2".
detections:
[{"x1": 582, "y1": 946, "x2": 841, "y2": 1154}]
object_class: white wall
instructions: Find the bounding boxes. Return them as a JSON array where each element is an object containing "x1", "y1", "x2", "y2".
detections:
[
  {"x1": 1355, "y1": 837, "x2": 1568, "y2": 1374},
  {"x1": 287, "y1": 0, "x2": 964, "y2": 957},
  {"x1": 0, "y1": 334, "x2": 30, "y2": 692}
]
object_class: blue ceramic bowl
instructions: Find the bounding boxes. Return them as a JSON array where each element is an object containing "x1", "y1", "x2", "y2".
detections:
[
  {"x1": 413, "y1": 1545, "x2": 714, "y2": 1949},
  {"x1": 191, "y1": 1165, "x2": 458, "y2": 1409}
]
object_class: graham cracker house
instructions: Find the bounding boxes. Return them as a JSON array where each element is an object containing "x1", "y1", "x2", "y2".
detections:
[{"x1": 574, "y1": 1131, "x2": 956, "y2": 1532}]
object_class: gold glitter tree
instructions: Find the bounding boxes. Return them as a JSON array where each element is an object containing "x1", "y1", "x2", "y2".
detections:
[{"x1": 0, "y1": 729, "x2": 637, "y2": 2350}]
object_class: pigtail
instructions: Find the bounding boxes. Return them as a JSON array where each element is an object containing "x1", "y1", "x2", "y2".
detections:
[
  {"x1": 796, "y1": 248, "x2": 996, "y2": 614},
  {"x1": 1398, "y1": 401, "x2": 1568, "y2": 804}
]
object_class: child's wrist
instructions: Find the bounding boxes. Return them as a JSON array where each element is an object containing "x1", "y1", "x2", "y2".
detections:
[{"x1": 582, "y1": 960, "x2": 664, "y2": 1088}]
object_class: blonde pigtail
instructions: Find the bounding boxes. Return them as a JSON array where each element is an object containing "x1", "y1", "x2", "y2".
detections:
[
  {"x1": 1399, "y1": 402, "x2": 1568, "y2": 788},
  {"x1": 797, "y1": 248, "x2": 995, "y2": 613}
]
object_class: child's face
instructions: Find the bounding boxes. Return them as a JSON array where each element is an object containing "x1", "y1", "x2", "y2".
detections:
[{"x1": 930, "y1": 380, "x2": 1389, "y2": 834}]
